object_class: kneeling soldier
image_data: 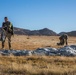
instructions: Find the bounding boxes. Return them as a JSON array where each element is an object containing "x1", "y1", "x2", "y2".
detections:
[{"x1": 57, "y1": 34, "x2": 68, "y2": 46}]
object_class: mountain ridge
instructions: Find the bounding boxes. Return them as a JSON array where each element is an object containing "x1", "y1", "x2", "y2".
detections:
[
  {"x1": 14, "y1": 27, "x2": 57, "y2": 36},
  {"x1": 0, "y1": 27, "x2": 76, "y2": 36},
  {"x1": 59, "y1": 31, "x2": 76, "y2": 36}
]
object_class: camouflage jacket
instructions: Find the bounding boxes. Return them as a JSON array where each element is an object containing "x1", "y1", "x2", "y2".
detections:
[{"x1": 2, "y1": 21, "x2": 14, "y2": 35}]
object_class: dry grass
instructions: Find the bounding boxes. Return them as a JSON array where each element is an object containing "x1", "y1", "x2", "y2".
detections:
[
  {"x1": 0, "y1": 56, "x2": 76, "y2": 75},
  {"x1": 0, "y1": 35, "x2": 76, "y2": 75},
  {"x1": 0, "y1": 35, "x2": 76, "y2": 50}
]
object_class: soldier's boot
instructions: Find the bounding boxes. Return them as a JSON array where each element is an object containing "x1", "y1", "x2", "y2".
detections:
[{"x1": 57, "y1": 42, "x2": 61, "y2": 45}]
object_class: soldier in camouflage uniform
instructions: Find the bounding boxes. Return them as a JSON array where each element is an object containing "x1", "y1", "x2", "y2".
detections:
[
  {"x1": 57, "y1": 34, "x2": 68, "y2": 46},
  {"x1": 0, "y1": 17, "x2": 14, "y2": 49}
]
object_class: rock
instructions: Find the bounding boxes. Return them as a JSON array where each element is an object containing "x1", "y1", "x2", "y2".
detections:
[
  {"x1": 0, "y1": 45, "x2": 76, "y2": 56},
  {"x1": 70, "y1": 45, "x2": 76, "y2": 50},
  {"x1": 11, "y1": 50, "x2": 30, "y2": 56},
  {"x1": 58, "y1": 45, "x2": 76, "y2": 56},
  {"x1": 33, "y1": 48, "x2": 58, "y2": 56},
  {"x1": 0, "y1": 50, "x2": 11, "y2": 56}
]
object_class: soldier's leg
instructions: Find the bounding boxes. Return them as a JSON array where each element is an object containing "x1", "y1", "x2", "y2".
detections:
[
  {"x1": 2, "y1": 37, "x2": 6, "y2": 49},
  {"x1": 8, "y1": 36, "x2": 11, "y2": 49},
  {"x1": 63, "y1": 39, "x2": 65, "y2": 45},
  {"x1": 0, "y1": 33, "x2": 2, "y2": 41},
  {"x1": 60, "y1": 39, "x2": 64, "y2": 45},
  {"x1": 0, "y1": 31, "x2": 4, "y2": 41},
  {"x1": 2, "y1": 41, "x2": 5, "y2": 49},
  {"x1": 57, "y1": 38, "x2": 63, "y2": 45},
  {"x1": 65, "y1": 39, "x2": 68, "y2": 45}
]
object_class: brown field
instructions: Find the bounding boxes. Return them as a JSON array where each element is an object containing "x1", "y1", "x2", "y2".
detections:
[
  {"x1": 0, "y1": 35, "x2": 76, "y2": 50},
  {"x1": 0, "y1": 35, "x2": 76, "y2": 75},
  {"x1": 0, "y1": 56, "x2": 76, "y2": 75}
]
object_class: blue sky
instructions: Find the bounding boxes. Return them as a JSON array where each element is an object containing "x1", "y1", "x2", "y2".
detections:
[{"x1": 0, "y1": 0, "x2": 76, "y2": 33}]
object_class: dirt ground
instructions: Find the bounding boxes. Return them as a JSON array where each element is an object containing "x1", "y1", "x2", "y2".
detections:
[{"x1": 0, "y1": 35, "x2": 76, "y2": 50}]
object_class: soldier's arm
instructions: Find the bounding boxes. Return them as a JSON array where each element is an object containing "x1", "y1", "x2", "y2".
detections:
[
  {"x1": 2, "y1": 22, "x2": 5, "y2": 30},
  {"x1": 12, "y1": 24, "x2": 14, "y2": 33},
  {"x1": 10, "y1": 23, "x2": 14, "y2": 35}
]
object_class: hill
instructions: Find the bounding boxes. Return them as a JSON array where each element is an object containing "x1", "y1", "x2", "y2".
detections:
[
  {"x1": 12, "y1": 27, "x2": 57, "y2": 36},
  {"x1": 59, "y1": 31, "x2": 76, "y2": 36}
]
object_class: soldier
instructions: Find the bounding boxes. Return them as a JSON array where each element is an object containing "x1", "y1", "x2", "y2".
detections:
[
  {"x1": 0, "y1": 17, "x2": 14, "y2": 49},
  {"x1": 57, "y1": 34, "x2": 68, "y2": 46}
]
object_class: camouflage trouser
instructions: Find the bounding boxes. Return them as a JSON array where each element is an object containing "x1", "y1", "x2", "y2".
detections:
[
  {"x1": 57, "y1": 39, "x2": 64, "y2": 45},
  {"x1": 64, "y1": 39, "x2": 68, "y2": 45},
  {"x1": 57, "y1": 38, "x2": 68, "y2": 46},
  {"x1": 1, "y1": 31, "x2": 12, "y2": 49}
]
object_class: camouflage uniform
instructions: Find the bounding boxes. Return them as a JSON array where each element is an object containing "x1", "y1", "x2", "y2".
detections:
[
  {"x1": 57, "y1": 34, "x2": 68, "y2": 46},
  {"x1": 1, "y1": 21, "x2": 13, "y2": 49}
]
